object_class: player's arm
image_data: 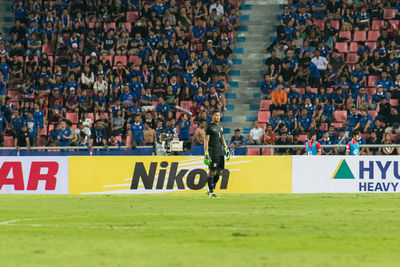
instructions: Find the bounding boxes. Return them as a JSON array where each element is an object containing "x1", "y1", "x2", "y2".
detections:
[
  {"x1": 221, "y1": 134, "x2": 227, "y2": 149},
  {"x1": 345, "y1": 142, "x2": 350, "y2": 155},
  {"x1": 204, "y1": 134, "x2": 210, "y2": 153},
  {"x1": 316, "y1": 142, "x2": 322, "y2": 155}
]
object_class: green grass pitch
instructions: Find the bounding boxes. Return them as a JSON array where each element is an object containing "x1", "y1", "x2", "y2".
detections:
[{"x1": 1, "y1": 194, "x2": 400, "y2": 266}]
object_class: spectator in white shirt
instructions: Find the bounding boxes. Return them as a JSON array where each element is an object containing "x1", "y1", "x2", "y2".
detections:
[
  {"x1": 93, "y1": 74, "x2": 108, "y2": 95},
  {"x1": 249, "y1": 121, "x2": 265, "y2": 145},
  {"x1": 311, "y1": 50, "x2": 328, "y2": 77},
  {"x1": 209, "y1": 0, "x2": 224, "y2": 16}
]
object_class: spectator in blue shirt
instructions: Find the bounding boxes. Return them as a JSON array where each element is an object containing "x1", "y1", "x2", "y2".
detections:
[
  {"x1": 156, "y1": 97, "x2": 170, "y2": 118},
  {"x1": 347, "y1": 105, "x2": 360, "y2": 129},
  {"x1": 357, "y1": 109, "x2": 374, "y2": 133},
  {"x1": 129, "y1": 115, "x2": 145, "y2": 148},
  {"x1": 356, "y1": 6, "x2": 370, "y2": 30},
  {"x1": 311, "y1": 0, "x2": 326, "y2": 20},
  {"x1": 376, "y1": 72, "x2": 394, "y2": 92},
  {"x1": 298, "y1": 108, "x2": 313, "y2": 133},
  {"x1": 191, "y1": 20, "x2": 206, "y2": 43},
  {"x1": 57, "y1": 121, "x2": 72, "y2": 146},
  {"x1": 320, "y1": 131, "x2": 334, "y2": 155},
  {"x1": 332, "y1": 87, "x2": 346, "y2": 110},
  {"x1": 178, "y1": 113, "x2": 190, "y2": 141},
  {"x1": 26, "y1": 112, "x2": 39, "y2": 146},
  {"x1": 269, "y1": 109, "x2": 282, "y2": 131},
  {"x1": 260, "y1": 74, "x2": 276, "y2": 98}
]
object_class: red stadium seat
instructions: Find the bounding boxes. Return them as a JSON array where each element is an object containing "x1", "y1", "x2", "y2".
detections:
[
  {"x1": 104, "y1": 22, "x2": 116, "y2": 31},
  {"x1": 339, "y1": 31, "x2": 351, "y2": 42},
  {"x1": 42, "y1": 44, "x2": 54, "y2": 56},
  {"x1": 389, "y1": 19, "x2": 400, "y2": 29},
  {"x1": 37, "y1": 136, "x2": 46, "y2": 147},
  {"x1": 127, "y1": 11, "x2": 139, "y2": 23},
  {"x1": 371, "y1": 20, "x2": 384, "y2": 30},
  {"x1": 7, "y1": 90, "x2": 19, "y2": 100},
  {"x1": 321, "y1": 123, "x2": 328, "y2": 131},
  {"x1": 262, "y1": 148, "x2": 272, "y2": 155},
  {"x1": 129, "y1": 55, "x2": 141, "y2": 66},
  {"x1": 390, "y1": 99, "x2": 399, "y2": 106},
  {"x1": 88, "y1": 113, "x2": 94, "y2": 122},
  {"x1": 180, "y1": 101, "x2": 192, "y2": 110},
  {"x1": 114, "y1": 56, "x2": 127, "y2": 66},
  {"x1": 331, "y1": 122, "x2": 342, "y2": 129},
  {"x1": 259, "y1": 122, "x2": 266, "y2": 130},
  {"x1": 366, "y1": 87, "x2": 376, "y2": 98},
  {"x1": 298, "y1": 135, "x2": 308, "y2": 143},
  {"x1": 126, "y1": 135, "x2": 132, "y2": 147},
  {"x1": 66, "y1": 112, "x2": 79, "y2": 124},
  {"x1": 257, "y1": 111, "x2": 270, "y2": 123},
  {"x1": 367, "y1": 31, "x2": 380, "y2": 41},
  {"x1": 349, "y1": 42, "x2": 358, "y2": 53},
  {"x1": 189, "y1": 124, "x2": 197, "y2": 135},
  {"x1": 383, "y1": 9, "x2": 395, "y2": 20},
  {"x1": 260, "y1": 100, "x2": 272, "y2": 111},
  {"x1": 40, "y1": 125, "x2": 48, "y2": 136},
  {"x1": 353, "y1": 31, "x2": 366, "y2": 42},
  {"x1": 125, "y1": 22, "x2": 132, "y2": 32},
  {"x1": 3, "y1": 136, "x2": 14, "y2": 147},
  {"x1": 368, "y1": 76, "x2": 379, "y2": 87},
  {"x1": 335, "y1": 42, "x2": 348, "y2": 53},
  {"x1": 366, "y1": 41, "x2": 377, "y2": 51},
  {"x1": 247, "y1": 148, "x2": 260, "y2": 155},
  {"x1": 346, "y1": 53, "x2": 358, "y2": 64},
  {"x1": 368, "y1": 110, "x2": 377, "y2": 120},
  {"x1": 335, "y1": 110, "x2": 348, "y2": 122},
  {"x1": 314, "y1": 20, "x2": 324, "y2": 31},
  {"x1": 331, "y1": 20, "x2": 340, "y2": 30}
]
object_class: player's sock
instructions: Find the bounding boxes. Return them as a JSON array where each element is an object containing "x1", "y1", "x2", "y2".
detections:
[{"x1": 207, "y1": 175, "x2": 215, "y2": 193}]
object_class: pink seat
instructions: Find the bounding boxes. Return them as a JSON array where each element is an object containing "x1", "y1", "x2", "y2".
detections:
[
  {"x1": 321, "y1": 123, "x2": 328, "y2": 131},
  {"x1": 349, "y1": 42, "x2": 358, "y2": 53},
  {"x1": 389, "y1": 19, "x2": 400, "y2": 29},
  {"x1": 368, "y1": 76, "x2": 379, "y2": 87},
  {"x1": 331, "y1": 20, "x2": 340, "y2": 30},
  {"x1": 3, "y1": 136, "x2": 14, "y2": 147},
  {"x1": 367, "y1": 31, "x2": 380, "y2": 41},
  {"x1": 114, "y1": 56, "x2": 127, "y2": 66},
  {"x1": 104, "y1": 22, "x2": 116, "y2": 31},
  {"x1": 353, "y1": 31, "x2": 366, "y2": 42},
  {"x1": 371, "y1": 20, "x2": 384, "y2": 30},
  {"x1": 247, "y1": 148, "x2": 260, "y2": 155},
  {"x1": 335, "y1": 42, "x2": 348, "y2": 53},
  {"x1": 127, "y1": 11, "x2": 139, "y2": 23},
  {"x1": 335, "y1": 110, "x2": 348, "y2": 122},
  {"x1": 390, "y1": 99, "x2": 399, "y2": 106},
  {"x1": 262, "y1": 148, "x2": 272, "y2": 155},
  {"x1": 339, "y1": 31, "x2": 351, "y2": 42},
  {"x1": 259, "y1": 122, "x2": 266, "y2": 130},
  {"x1": 126, "y1": 135, "x2": 132, "y2": 147},
  {"x1": 298, "y1": 135, "x2": 308, "y2": 143},
  {"x1": 180, "y1": 101, "x2": 192, "y2": 110},
  {"x1": 383, "y1": 9, "x2": 395, "y2": 20},
  {"x1": 257, "y1": 111, "x2": 270, "y2": 123},
  {"x1": 331, "y1": 122, "x2": 342, "y2": 129},
  {"x1": 66, "y1": 112, "x2": 78, "y2": 124},
  {"x1": 260, "y1": 100, "x2": 272, "y2": 111},
  {"x1": 365, "y1": 41, "x2": 377, "y2": 51},
  {"x1": 346, "y1": 53, "x2": 358, "y2": 64},
  {"x1": 129, "y1": 55, "x2": 141, "y2": 66},
  {"x1": 368, "y1": 110, "x2": 377, "y2": 120}
]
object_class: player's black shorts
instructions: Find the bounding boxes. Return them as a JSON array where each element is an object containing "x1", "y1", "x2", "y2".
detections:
[{"x1": 209, "y1": 155, "x2": 225, "y2": 171}]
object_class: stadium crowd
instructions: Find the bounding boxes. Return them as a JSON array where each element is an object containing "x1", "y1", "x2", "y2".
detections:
[
  {"x1": 0, "y1": 0, "x2": 240, "y2": 149},
  {"x1": 256, "y1": 0, "x2": 400, "y2": 155}
]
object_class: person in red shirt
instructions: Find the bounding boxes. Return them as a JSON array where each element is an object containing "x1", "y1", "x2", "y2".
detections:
[{"x1": 305, "y1": 132, "x2": 322, "y2": 155}]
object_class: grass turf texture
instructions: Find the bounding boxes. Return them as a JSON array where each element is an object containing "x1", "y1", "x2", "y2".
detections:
[{"x1": 1, "y1": 194, "x2": 400, "y2": 266}]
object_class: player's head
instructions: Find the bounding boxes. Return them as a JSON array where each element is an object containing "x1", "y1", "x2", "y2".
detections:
[
  {"x1": 308, "y1": 131, "x2": 317, "y2": 141},
  {"x1": 352, "y1": 130, "x2": 360, "y2": 140},
  {"x1": 211, "y1": 110, "x2": 221, "y2": 123}
]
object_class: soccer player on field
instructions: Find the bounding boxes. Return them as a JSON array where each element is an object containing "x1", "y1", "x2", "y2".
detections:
[
  {"x1": 305, "y1": 132, "x2": 322, "y2": 155},
  {"x1": 346, "y1": 130, "x2": 360, "y2": 155},
  {"x1": 204, "y1": 111, "x2": 230, "y2": 198}
]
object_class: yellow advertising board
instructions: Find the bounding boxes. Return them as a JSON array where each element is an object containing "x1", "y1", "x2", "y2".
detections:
[{"x1": 69, "y1": 156, "x2": 292, "y2": 194}]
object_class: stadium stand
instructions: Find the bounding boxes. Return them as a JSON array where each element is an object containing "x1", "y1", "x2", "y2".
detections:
[
  {"x1": 258, "y1": 0, "x2": 400, "y2": 155},
  {"x1": 0, "y1": 0, "x2": 241, "y2": 150}
]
